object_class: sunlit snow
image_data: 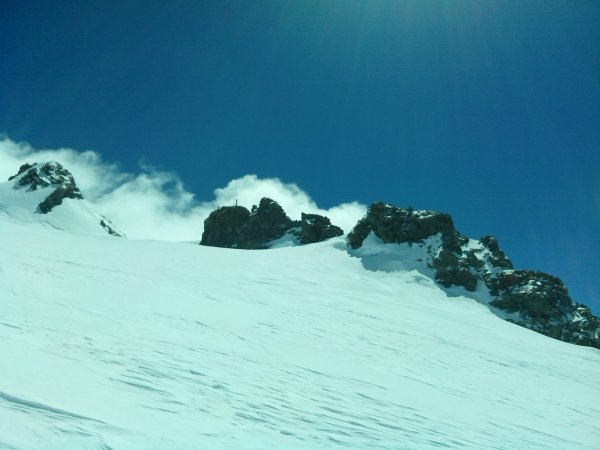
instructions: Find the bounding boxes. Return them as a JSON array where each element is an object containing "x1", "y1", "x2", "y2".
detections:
[{"x1": 1, "y1": 217, "x2": 599, "y2": 449}]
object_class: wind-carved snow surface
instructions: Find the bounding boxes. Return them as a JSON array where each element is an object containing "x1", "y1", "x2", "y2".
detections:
[{"x1": 1, "y1": 219, "x2": 599, "y2": 449}]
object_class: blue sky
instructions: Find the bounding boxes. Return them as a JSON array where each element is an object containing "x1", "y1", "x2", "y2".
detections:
[{"x1": 1, "y1": 1, "x2": 599, "y2": 312}]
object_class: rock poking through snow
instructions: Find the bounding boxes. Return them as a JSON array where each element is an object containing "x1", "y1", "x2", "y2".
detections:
[
  {"x1": 200, "y1": 197, "x2": 343, "y2": 249},
  {"x1": 347, "y1": 202, "x2": 600, "y2": 349}
]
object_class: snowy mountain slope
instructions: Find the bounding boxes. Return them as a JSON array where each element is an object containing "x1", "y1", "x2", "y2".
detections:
[
  {"x1": 1, "y1": 217, "x2": 599, "y2": 449},
  {"x1": 0, "y1": 162, "x2": 122, "y2": 237}
]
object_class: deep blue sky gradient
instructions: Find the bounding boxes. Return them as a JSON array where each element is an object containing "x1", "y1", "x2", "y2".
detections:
[{"x1": 2, "y1": 1, "x2": 599, "y2": 311}]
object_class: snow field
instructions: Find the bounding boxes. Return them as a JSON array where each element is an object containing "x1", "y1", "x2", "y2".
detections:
[{"x1": 1, "y1": 218, "x2": 599, "y2": 449}]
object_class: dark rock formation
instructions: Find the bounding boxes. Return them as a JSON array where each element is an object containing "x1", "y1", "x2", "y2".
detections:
[
  {"x1": 200, "y1": 199, "x2": 291, "y2": 249},
  {"x1": 200, "y1": 206, "x2": 251, "y2": 248},
  {"x1": 348, "y1": 202, "x2": 600, "y2": 349},
  {"x1": 348, "y1": 202, "x2": 478, "y2": 292},
  {"x1": 240, "y1": 198, "x2": 294, "y2": 249},
  {"x1": 8, "y1": 163, "x2": 36, "y2": 182},
  {"x1": 100, "y1": 219, "x2": 123, "y2": 237},
  {"x1": 485, "y1": 270, "x2": 600, "y2": 347},
  {"x1": 9, "y1": 161, "x2": 84, "y2": 213},
  {"x1": 38, "y1": 185, "x2": 84, "y2": 213},
  {"x1": 298, "y1": 213, "x2": 343, "y2": 245},
  {"x1": 479, "y1": 235, "x2": 513, "y2": 269},
  {"x1": 348, "y1": 203, "x2": 459, "y2": 249},
  {"x1": 200, "y1": 197, "x2": 344, "y2": 249}
]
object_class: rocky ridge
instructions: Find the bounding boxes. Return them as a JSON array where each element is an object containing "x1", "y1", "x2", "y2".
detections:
[
  {"x1": 200, "y1": 197, "x2": 343, "y2": 249},
  {"x1": 348, "y1": 202, "x2": 600, "y2": 349}
]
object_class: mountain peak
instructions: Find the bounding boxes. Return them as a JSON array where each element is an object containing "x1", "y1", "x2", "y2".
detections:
[
  {"x1": 9, "y1": 161, "x2": 84, "y2": 213},
  {"x1": 2, "y1": 161, "x2": 123, "y2": 237}
]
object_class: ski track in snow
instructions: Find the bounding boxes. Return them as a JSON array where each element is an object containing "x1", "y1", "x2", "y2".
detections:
[{"x1": 1, "y1": 218, "x2": 600, "y2": 449}]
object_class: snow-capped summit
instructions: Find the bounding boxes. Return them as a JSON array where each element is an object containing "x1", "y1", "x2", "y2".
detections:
[{"x1": 1, "y1": 161, "x2": 123, "y2": 237}]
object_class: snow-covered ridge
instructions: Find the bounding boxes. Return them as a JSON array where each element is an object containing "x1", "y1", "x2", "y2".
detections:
[
  {"x1": 0, "y1": 161, "x2": 123, "y2": 237},
  {"x1": 1, "y1": 160, "x2": 600, "y2": 448}
]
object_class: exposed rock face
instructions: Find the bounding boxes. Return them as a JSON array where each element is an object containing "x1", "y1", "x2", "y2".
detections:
[
  {"x1": 200, "y1": 206, "x2": 250, "y2": 248},
  {"x1": 200, "y1": 198, "x2": 343, "y2": 249},
  {"x1": 9, "y1": 162, "x2": 84, "y2": 213},
  {"x1": 100, "y1": 219, "x2": 123, "y2": 237},
  {"x1": 348, "y1": 203, "x2": 458, "y2": 249},
  {"x1": 487, "y1": 271, "x2": 600, "y2": 347},
  {"x1": 348, "y1": 202, "x2": 600, "y2": 349},
  {"x1": 241, "y1": 198, "x2": 294, "y2": 249},
  {"x1": 348, "y1": 202, "x2": 479, "y2": 292},
  {"x1": 298, "y1": 213, "x2": 343, "y2": 245}
]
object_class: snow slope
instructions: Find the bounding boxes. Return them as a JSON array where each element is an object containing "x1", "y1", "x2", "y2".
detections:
[{"x1": 1, "y1": 217, "x2": 599, "y2": 449}]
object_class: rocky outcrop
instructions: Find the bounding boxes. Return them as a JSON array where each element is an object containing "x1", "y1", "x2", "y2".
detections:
[
  {"x1": 487, "y1": 270, "x2": 600, "y2": 347},
  {"x1": 10, "y1": 162, "x2": 84, "y2": 213},
  {"x1": 100, "y1": 219, "x2": 123, "y2": 237},
  {"x1": 348, "y1": 202, "x2": 600, "y2": 349},
  {"x1": 298, "y1": 213, "x2": 343, "y2": 245},
  {"x1": 348, "y1": 203, "x2": 459, "y2": 249},
  {"x1": 241, "y1": 198, "x2": 294, "y2": 249},
  {"x1": 200, "y1": 198, "x2": 343, "y2": 249},
  {"x1": 200, "y1": 205, "x2": 251, "y2": 248},
  {"x1": 348, "y1": 202, "x2": 480, "y2": 292}
]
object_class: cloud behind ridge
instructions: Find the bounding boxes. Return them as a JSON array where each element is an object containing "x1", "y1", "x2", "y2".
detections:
[{"x1": 0, "y1": 137, "x2": 365, "y2": 241}]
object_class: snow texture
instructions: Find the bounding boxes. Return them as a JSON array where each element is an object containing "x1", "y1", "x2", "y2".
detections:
[{"x1": 1, "y1": 217, "x2": 599, "y2": 449}]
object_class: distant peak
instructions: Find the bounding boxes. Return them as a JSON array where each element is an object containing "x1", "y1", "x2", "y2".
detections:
[
  {"x1": 2, "y1": 161, "x2": 124, "y2": 238},
  {"x1": 8, "y1": 161, "x2": 83, "y2": 213}
]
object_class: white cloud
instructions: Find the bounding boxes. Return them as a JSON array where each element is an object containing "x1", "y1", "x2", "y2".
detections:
[
  {"x1": 0, "y1": 137, "x2": 128, "y2": 198},
  {"x1": 0, "y1": 137, "x2": 366, "y2": 241}
]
